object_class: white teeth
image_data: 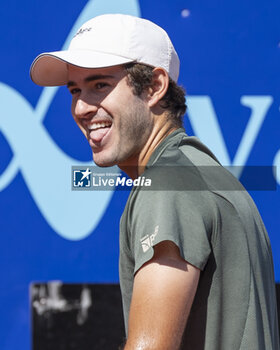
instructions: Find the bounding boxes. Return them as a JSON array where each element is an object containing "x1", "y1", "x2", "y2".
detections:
[{"x1": 89, "y1": 122, "x2": 111, "y2": 130}]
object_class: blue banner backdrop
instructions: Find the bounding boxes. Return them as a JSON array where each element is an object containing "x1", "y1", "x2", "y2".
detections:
[{"x1": 0, "y1": 0, "x2": 279, "y2": 349}]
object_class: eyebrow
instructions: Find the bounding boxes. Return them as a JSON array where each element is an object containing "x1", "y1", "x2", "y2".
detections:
[{"x1": 67, "y1": 74, "x2": 115, "y2": 88}]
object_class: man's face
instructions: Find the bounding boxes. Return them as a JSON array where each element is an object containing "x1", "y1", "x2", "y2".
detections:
[{"x1": 67, "y1": 65, "x2": 153, "y2": 167}]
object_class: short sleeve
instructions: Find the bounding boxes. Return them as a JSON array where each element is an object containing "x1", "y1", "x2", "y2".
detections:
[{"x1": 129, "y1": 183, "x2": 213, "y2": 274}]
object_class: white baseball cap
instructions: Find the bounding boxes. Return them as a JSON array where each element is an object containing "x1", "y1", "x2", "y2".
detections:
[{"x1": 30, "y1": 14, "x2": 180, "y2": 86}]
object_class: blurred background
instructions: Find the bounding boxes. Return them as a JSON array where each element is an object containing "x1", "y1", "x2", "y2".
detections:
[{"x1": 0, "y1": 0, "x2": 279, "y2": 349}]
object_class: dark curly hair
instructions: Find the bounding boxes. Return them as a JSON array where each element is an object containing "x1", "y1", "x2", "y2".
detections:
[{"x1": 124, "y1": 63, "x2": 186, "y2": 127}]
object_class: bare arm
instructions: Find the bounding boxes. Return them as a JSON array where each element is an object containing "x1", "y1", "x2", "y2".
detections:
[{"x1": 124, "y1": 241, "x2": 200, "y2": 350}]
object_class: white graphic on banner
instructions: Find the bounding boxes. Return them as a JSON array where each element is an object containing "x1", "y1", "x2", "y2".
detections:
[{"x1": 187, "y1": 96, "x2": 273, "y2": 178}]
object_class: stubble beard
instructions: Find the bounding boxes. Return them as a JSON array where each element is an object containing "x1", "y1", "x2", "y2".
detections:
[{"x1": 92, "y1": 100, "x2": 153, "y2": 169}]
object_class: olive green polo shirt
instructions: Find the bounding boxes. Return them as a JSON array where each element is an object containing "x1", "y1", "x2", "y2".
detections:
[{"x1": 119, "y1": 129, "x2": 279, "y2": 349}]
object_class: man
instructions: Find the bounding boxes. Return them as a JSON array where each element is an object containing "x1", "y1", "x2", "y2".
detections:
[{"x1": 30, "y1": 14, "x2": 279, "y2": 350}]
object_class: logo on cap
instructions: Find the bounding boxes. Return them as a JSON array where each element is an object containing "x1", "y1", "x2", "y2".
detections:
[{"x1": 74, "y1": 27, "x2": 92, "y2": 38}]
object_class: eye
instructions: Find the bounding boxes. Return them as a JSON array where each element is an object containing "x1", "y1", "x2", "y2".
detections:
[
  {"x1": 95, "y1": 82, "x2": 109, "y2": 89},
  {"x1": 69, "y1": 88, "x2": 81, "y2": 95}
]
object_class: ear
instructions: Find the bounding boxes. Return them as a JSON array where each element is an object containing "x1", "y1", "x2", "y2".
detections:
[{"x1": 147, "y1": 67, "x2": 169, "y2": 108}]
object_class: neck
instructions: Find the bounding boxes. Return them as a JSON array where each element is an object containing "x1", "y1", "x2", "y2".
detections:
[{"x1": 119, "y1": 117, "x2": 179, "y2": 179}]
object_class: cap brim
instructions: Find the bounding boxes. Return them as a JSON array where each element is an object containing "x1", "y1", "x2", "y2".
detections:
[{"x1": 30, "y1": 50, "x2": 134, "y2": 86}]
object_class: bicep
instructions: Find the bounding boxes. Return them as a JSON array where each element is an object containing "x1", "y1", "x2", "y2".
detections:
[{"x1": 125, "y1": 241, "x2": 200, "y2": 350}]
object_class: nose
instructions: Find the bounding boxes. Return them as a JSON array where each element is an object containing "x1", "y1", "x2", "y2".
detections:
[{"x1": 73, "y1": 97, "x2": 98, "y2": 121}]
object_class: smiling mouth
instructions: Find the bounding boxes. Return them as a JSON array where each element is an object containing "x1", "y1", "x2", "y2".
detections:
[{"x1": 88, "y1": 121, "x2": 112, "y2": 144}]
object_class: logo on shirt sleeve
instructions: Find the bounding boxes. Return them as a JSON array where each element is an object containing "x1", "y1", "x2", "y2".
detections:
[{"x1": 140, "y1": 225, "x2": 159, "y2": 253}]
